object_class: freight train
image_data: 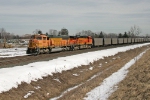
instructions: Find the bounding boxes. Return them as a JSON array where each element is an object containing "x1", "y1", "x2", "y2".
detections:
[{"x1": 26, "y1": 30, "x2": 150, "y2": 55}]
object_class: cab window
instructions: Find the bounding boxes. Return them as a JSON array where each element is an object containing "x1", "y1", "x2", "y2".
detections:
[
  {"x1": 36, "y1": 37, "x2": 42, "y2": 40},
  {"x1": 43, "y1": 37, "x2": 46, "y2": 40},
  {"x1": 31, "y1": 35, "x2": 35, "y2": 39}
]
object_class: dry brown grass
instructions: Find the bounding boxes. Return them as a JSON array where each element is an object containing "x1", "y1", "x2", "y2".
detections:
[
  {"x1": 0, "y1": 45, "x2": 149, "y2": 100},
  {"x1": 109, "y1": 46, "x2": 150, "y2": 100}
]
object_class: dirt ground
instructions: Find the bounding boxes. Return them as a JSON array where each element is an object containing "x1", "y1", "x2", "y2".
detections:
[
  {"x1": 0, "y1": 45, "x2": 149, "y2": 100},
  {"x1": 0, "y1": 43, "x2": 4, "y2": 48}
]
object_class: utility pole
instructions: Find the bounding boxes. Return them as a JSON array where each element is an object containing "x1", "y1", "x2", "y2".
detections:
[{"x1": 3, "y1": 32, "x2": 6, "y2": 48}]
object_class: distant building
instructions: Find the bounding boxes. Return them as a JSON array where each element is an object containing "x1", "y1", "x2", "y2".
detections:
[{"x1": 21, "y1": 34, "x2": 32, "y2": 39}]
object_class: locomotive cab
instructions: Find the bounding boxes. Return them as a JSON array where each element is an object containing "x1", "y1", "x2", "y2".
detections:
[{"x1": 26, "y1": 34, "x2": 50, "y2": 55}]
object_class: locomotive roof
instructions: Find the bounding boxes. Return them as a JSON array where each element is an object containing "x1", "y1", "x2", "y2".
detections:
[{"x1": 47, "y1": 35, "x2": 69, "y2": 39}]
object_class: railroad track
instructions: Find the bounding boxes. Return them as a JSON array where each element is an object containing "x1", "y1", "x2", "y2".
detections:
[{"x1": 0, "y1": 43, "x2": 141, "y2": 68}]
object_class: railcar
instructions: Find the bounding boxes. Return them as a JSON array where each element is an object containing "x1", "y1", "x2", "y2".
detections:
[
  {"x1": 104, "y1": 38, "x2": 111, "y2": 46},
  {"x1": 118, "y1": 38, "x2": 124, "y2": 44},
  {"x1": 123, "y1": 38, "x2": 128, "y2": 44},
  {"x1": 148, "y1": 38, "x2": 150, "y2": 42},
  {"x1": 111, "y1": 38, "x2": 118, "y2": 45},
  {"x1": 134, "y1": 38, "x2": 138, "y2": 43},
  {"x1": 131, "y1": 38, "x2": 135, "y2": 43},
  {"x1": 128, "y1": 38, "x2": 132, "y2": 43},
  {"x1": 92, "y1": 38, "x2": 103, "y2": 47}
]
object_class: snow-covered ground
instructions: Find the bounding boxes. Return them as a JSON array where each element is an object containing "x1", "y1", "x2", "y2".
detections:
[
  {"x1": 0, "y1": 43, "x2": 150, "y2": 99},
  {"x1": 0, "y1": 48, "x2": 28, "y2": 58}
]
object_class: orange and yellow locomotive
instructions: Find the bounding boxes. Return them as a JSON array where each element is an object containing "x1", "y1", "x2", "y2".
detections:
[{"x1": 26, "y1": 29, "x2": 92, "y2": 55}]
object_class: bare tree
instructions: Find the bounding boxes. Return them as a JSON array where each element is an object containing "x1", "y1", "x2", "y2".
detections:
[
  {"x1": 127, "y1": 31, "x2": 131, "y2": 37},
  {"x1": 102, "y1": 32, "x2": 108, "y2": 38},
  {"x1": 33, "y1": 29, "x2": 42, "y2": 34},
  {"x1": 108, "y1": 33, "x2": 118, "y2": 38},
  {"x1": 59, "y1": 28, "x2": 69, "y2": 35},
  {"x1": 146, "y1": 34, "x2": 150, "y2": 38},
  {"x1": 0, "y1": 28, "x2": 6, "y2": 39},
  {"x1": 49, "y1": 29, "x2": 58, "y2": 36},
  {"x1": 136, "y1": 26, "x2": 141, "y2": 36},
  {"x1": 130, "y1": 25, "x2": 141, "y2": 37},
  {"x1": 76, "y1": 30, "x2": 98, "y2": 37}
]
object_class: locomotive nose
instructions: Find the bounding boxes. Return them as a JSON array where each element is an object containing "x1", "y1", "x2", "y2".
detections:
[{"x1": 28, "y1": 39, "x2": 36, "y2": 48}]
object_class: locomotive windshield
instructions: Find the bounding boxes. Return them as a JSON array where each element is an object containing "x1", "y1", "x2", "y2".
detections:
[
  {"x1": 36, "y1": 37, "x2": 42, "y2": 40},
  {"x1": 30, "y1": 35, "x2": 42, "y2": 40},
  {"x1": 31, "y1": 35, "x2": 35, "y2": 39}
]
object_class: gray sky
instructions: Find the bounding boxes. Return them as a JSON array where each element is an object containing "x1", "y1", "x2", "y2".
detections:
[{"x1": 0, "y1": 0, "x2": 150, "y2": 35}]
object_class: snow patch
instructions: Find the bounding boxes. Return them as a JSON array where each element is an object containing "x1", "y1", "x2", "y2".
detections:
[
  {"x1": 53, "y1": 79, "x2": 61, "y2": 83},
  {"x1": 24, "y1": 91, "x2": 35, "y2": 98},
  {"x1": 112, "y1": 57, "x2": 116, "y2": 60},
  {"x1": 50, "y1": 84, "x2": 83, "y2": 100},
  {"x1": 34, "y1": 86, "x2": 41, "y2": 89},
  {"x1": 89, "y1": 67, "x2": 93, "y2": 70},
  {"x1": 99, "y1": 63, "x2": 102, "y2": 67},
  {"x1": 47, "y1": 93, "x2": 50, "y2": 95},
  {"x1": 0, "y1": 48, "x2": 28, "y2": 58},
  {"x1": 73, "y1": 73, "x2": 79, "y2": 76}
]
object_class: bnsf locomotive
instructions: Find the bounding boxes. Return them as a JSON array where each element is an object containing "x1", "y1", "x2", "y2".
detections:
[
  {"x1": 26, "y1": 32, "x2": 93, "y2": 55},
  {"x1": 27, "y1": 29, "x2": 150, "y2": 55}
]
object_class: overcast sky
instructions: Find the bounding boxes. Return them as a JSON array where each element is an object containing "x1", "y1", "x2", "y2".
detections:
[{"x1": 0, "y1": 0, "x2": 150, "y2": 35}]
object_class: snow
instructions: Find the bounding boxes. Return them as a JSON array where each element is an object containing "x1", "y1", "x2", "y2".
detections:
[
  {"x1": 89, "y1": 67, "x2": 93, "y2": 70},
  {"x1": 53, "y1": 79, "x2": 61, "y2": 83},
  {"x1": 73, "y1": 73, "x2": 80, "y2": 76},
  {"x1": 50, "y1": 83, "x2": 83, "y2": 100},
  {"x1": 0, "y1": 43, "x2": 150, "y2": 99},
  {"x1": 99, "y1": 63, "x2": 102, "y2": 67},
  {"x1": 0, "y1": 48, "x2": 28, "y2": 58},
  {"x1": 112, "y1": 57, "x2": 116, "y2": 60},
  {"x1": 34, "y1": 86, "x2": 41, "y2": 89},
  {"x1": 24, "y1": 91, "x2": 35, "y2": 98},
  {"x1": 84, "y1": 48, "x2": 149, "y2": 100}
]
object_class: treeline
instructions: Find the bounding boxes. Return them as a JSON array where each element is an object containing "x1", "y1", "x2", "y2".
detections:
[
  {"x1": 0, "y1": 28, "x2": 20, "y2": 40},
  {"x1": 76, "y1": 25, "x2": 144, "y2": 38},
  {"x1": 1, "y1": 25, "x2": 149, "y2": 40},
  {"x1": 0, "y1": 28, "x2": 31, "y2": 40},
  {"x1": 76, "y1": 31, "x2": 140, "y2": 38}
]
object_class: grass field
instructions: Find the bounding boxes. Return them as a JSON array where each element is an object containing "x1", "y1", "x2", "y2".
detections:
[{"x1": 108, "y1": 46, "x2": 150, "y2": 100}]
